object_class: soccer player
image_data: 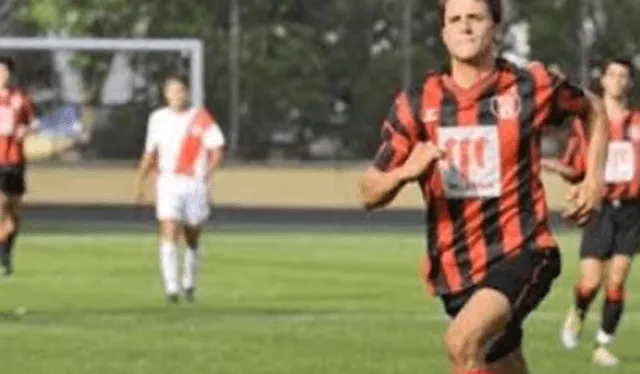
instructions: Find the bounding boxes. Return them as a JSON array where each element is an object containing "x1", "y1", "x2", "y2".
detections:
[
  {"x1": 543, "y1": 58, "x2": 638, "y2": 367},
  {"x1": 0, "y1": 56, "x2": 35, "y2": 277},
  {"x1": 358, "y1": 0, "x2": 609, "y2": 373},
  {"x1": 135, "y1": 74, "x2": 225, "y2": 303}
]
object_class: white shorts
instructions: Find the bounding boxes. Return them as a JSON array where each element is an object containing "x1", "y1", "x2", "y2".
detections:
[{"x1": 155, "y1": 174, "x2": 210, "y2": 226}]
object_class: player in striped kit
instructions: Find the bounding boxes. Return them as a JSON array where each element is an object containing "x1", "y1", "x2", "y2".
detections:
[
  {"x1": 359, "y1": 0, "x2": 609, "y2": 372},
  {"x1": 544, "y1": 58, "x2": 639, "y2": 367},
  {"x1": 135, "y1": 74, "x2": 225, "y2": 303},
  {"x1": 0, "y1": 56, "x2": 36, "y2": 277}
]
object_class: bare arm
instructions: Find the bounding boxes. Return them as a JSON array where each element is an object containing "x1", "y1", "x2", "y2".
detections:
[
  {"x1": 581, "y1": 92, "x2": 608, "y2": 184},
  {"x1": 205, "y1": 148, "x2": 223, "y2": 181},
  {"x1": 541, "y1": 158, "x2": 584, "y2": 184},
  {"x1": 359, "y1": 167, "x2": 410, "y2": 211},
  {"x1": 135, "y1": 152, "x2": 156, "y2": 188},
  {"x1": 359, "y1": 141, "x2": 442, "y2": 211}
]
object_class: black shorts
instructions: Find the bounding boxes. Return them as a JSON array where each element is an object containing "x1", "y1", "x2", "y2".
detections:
[
  {"x1": 0, "y1": 165, "x2": 26, "y2": 196},
  {"x1": 440, "y1": 248, "x2": 561, "y2": 363},
  {"x1": 580, "y1": 200, "x2": 640, "y2": 259}
]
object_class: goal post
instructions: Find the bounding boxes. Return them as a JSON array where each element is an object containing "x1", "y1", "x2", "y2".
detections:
[
  {"x1": 0, "y1": 36, "x2": 205, "y2": 161},
  {"x1": 0, "y1": 37, "x2": 204, "y2": 106}
]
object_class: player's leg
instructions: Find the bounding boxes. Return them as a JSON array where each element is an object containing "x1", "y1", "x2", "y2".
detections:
[
  {"x1": 0, "y1": 190, "x2": 12, "y2": 276},
  {"x1": 180, "y1": 180, "x2": 210, "y2": 303},
  {"x1": 462, "y1": 248, "x2": 560, "y2": 374},
  {"x1": 2, "y1": 195, "x2": 23, "y2": 275},
  {"x1": 182, "y1": 225, "x2": 201, "y2": 302},
  {"x1": 157, "y1": 219, "x2": 181, "y2": 302},
  {"x1": 443, "y1": 287, "x2": 511, "y2": 373},
  {"x1": 561, "y1": 206, "x2": 612, "y2": 349},
  {"x1": 592, "y1": 204, "x2": 640, "y2": 366},
  {"x1": 591, "y1": 254, "x2": 630, "y2": 367},
  {"x1": 155, "y1": 177, "x2": 183, "y2": 303}
]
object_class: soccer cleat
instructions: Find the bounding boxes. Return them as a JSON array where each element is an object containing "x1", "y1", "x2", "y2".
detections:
[
  {"x1": 185, "y1": 287, "x2": 195, "y2": 303},
  {"x1": 167, "y1": 293, "x2": 179, "y2": 304},
  {"x1": 561, "y1": 306, "x2": 583, "y2": 350},
  {"x1": 592, "y1": 346, "x2": 619, "y2": 367}
]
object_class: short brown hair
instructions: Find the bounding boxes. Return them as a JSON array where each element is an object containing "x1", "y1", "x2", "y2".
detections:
[
  {"x1": 164, "y1": 73, "x2": 187, "y2": 86},
  {"x1": 438, "y1": 0, "x2": 502, "y2": 26}
]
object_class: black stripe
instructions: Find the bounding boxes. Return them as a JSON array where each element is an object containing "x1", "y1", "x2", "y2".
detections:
[
  {"x1": 515, "y1": 68, "x2": 536, "y2": 251},
  {"x1": 407, "y1": 85, "x2": 427, "y2": 142},
  {"x1": 440, "y1": 92, "x2": 473, "y2": 290},
  {"x1": 622, "y1": 113, "x2": 633, "y2": 141},
  {"x1": 477, "y1": 88, "x2": 503, "y2": 267},
  {"x1": 387, "y1": 99, "x2": 411, "y2": 140}
]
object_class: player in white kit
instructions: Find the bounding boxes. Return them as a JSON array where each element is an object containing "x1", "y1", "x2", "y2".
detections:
[{"x1": 135, "y1": 75, "x2": 225, "y2": 303}]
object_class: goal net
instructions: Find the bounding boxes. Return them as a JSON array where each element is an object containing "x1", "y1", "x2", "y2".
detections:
[{"x1": 0, "y1": 37, "x2": 203, "y2": 162}]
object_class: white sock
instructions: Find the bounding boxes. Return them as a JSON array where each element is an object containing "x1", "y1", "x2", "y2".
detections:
[
  {"x1": 596, "y1": 329, "x2": 613, "y2": 346},
  {"x1": 182, "y1": 247, "x2": 199, "y2": 290},
  {"x1": 159, "y1": 241, "x2": 179, "y2": 295}
]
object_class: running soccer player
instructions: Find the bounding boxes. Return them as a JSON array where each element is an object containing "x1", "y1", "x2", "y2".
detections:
[
  {"x1": 543, "y1": 58, "x2": 638, "y2": 367},
  {"x1": 135, "y1": 74, "x2": 225, "y2": 303},
  {"x1": 358, "y1": 0, "x2": 608, "y2": 373},
  {"x1": 0, "y1": 56, "x2": 36, "y2": 277}
]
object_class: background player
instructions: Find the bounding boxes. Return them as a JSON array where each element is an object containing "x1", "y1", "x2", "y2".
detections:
[
  {"x1": 0, "y1": 55, "x2": 35, "y2": 277},
  {"x1": 135, "y1": 74, "x2": 225, "y2": 303},
  {"x1": 543, "y1": 58, "x2": 639, "y2": 367},
  {"x1": 359, "y1": 0, "x2": 608, "y2": 373}
]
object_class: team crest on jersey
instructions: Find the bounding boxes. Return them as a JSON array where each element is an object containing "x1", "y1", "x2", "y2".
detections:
[
  {"x1": 490, "y1": 94, "x2": 521, "y2": 120},
  {"x1": 628, "y1": 124, "x2": 640, "y2": 141}
]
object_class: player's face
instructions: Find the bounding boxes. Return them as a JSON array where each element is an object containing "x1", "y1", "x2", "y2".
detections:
[
  {"x1": 600, "y1": 63, "x2": 632, "y2": 100},
  {"x1": 164, "y1": 79, "x2": 187, "y2": 110},
  {"x1": 441, "y1": 0, "x2": 495, "y2": 64},
  {"x1": 0, "y1": 63, "x2": 11, "y2": 88}
]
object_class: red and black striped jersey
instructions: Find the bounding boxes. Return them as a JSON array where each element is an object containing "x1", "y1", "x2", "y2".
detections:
[
  {"x1": 561, "y1": 111, "x2": 640, "y2": 201},
  {"x1": 0, "y1": 88, "x2": 34, "y2": 165},
  {"x1": 372, "y1": 58, "x2": 589, "y2": 296}
]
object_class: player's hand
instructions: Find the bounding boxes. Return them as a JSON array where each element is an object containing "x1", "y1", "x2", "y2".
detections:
[
  {"x1": 399, "y1": 141, "x2": 444, "y2": 181},
  {"x1": 133, "y1": 179, "x2": 146, "y2": 205},
  {"x1": 562, "y1": 176, "x2": 602, "y2": 226},
  {"x1": 13, "y1": 126, "x2": 27, "y2": 141}
]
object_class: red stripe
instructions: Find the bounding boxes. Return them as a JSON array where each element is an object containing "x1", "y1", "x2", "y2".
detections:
[
  {"x1": 530, "y1": 65, "x2": 557, "y2": 249},
  {"x1": 495, "y1": 70, "x2": 525, "y2": 256},
  {"x1": 174, "y1": 108, "x2": 212, "y2": 175},
  {"x1": 422, "y1": 76, "x2": 462, "y2": 292},
  {"x1": 454, "y1": 99, "x2": 488, "y2": 284}
]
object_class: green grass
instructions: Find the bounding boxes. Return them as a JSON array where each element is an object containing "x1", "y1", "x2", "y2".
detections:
[{"x1": 0, "y1": 232, "x2": 639, "y2": 373}]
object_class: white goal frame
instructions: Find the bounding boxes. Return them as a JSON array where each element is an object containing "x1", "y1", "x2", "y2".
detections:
[{"x1": 0, "y1": 37, "x2": 204, "y2": 105}]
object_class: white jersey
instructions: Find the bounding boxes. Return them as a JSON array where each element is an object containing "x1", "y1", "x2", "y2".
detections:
[{"x1": 144, "y1": 106, "x2": 225, "y2": 180}]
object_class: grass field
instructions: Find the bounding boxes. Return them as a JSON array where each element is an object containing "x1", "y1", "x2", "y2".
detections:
[{"x1": 1, "y1": 232, "x2": 639, "y2": 373}]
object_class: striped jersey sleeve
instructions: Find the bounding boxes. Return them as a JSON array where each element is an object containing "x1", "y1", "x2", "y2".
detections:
[{"x1": 372, "y1": 91, "x2": 422, "y2": 171}]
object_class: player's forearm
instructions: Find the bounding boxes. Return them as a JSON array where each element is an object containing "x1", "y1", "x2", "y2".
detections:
[
  {"x1": 583, "y1": 95, "x2": 608, "y2": 183},
  {"x1": 205, "y1": 148, "x2": 223, "y2": 180},
  {"x1": 136, "y1": 154, "x2": 155, "y2": 183},
  {"x1": 359, "y1": 167, "x2": 410, "y2": 211},
  {"x1": 543, "y1": 158, "x2": 584, "y2": 183}
]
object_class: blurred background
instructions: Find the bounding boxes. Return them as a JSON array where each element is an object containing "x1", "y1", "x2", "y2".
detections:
[{"x1": 2, "y1": 0, "x2": 640, "y2": 218}]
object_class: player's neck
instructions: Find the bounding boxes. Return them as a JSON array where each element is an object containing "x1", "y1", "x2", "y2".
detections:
[
  {"x1": 449, "y1": 55, "x2": 495, "y2": 89},
  {"x1": 168, "y1": 105, "x2": 187, "y2": 113},
  {"x1": 604, "y1": 96, "x2": 628, "y2": 120}
]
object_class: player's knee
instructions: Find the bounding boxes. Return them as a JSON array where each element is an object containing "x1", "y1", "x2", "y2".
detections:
[
  {"x1": 604, "y1": 283, "x2": 625, "y2": 302},
  {"x1": 443, "y1": 325, "x2": 480, "y2": 368},
  {"x1": 578, "y1": 274, "x2": 602, "y2": 293}
]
